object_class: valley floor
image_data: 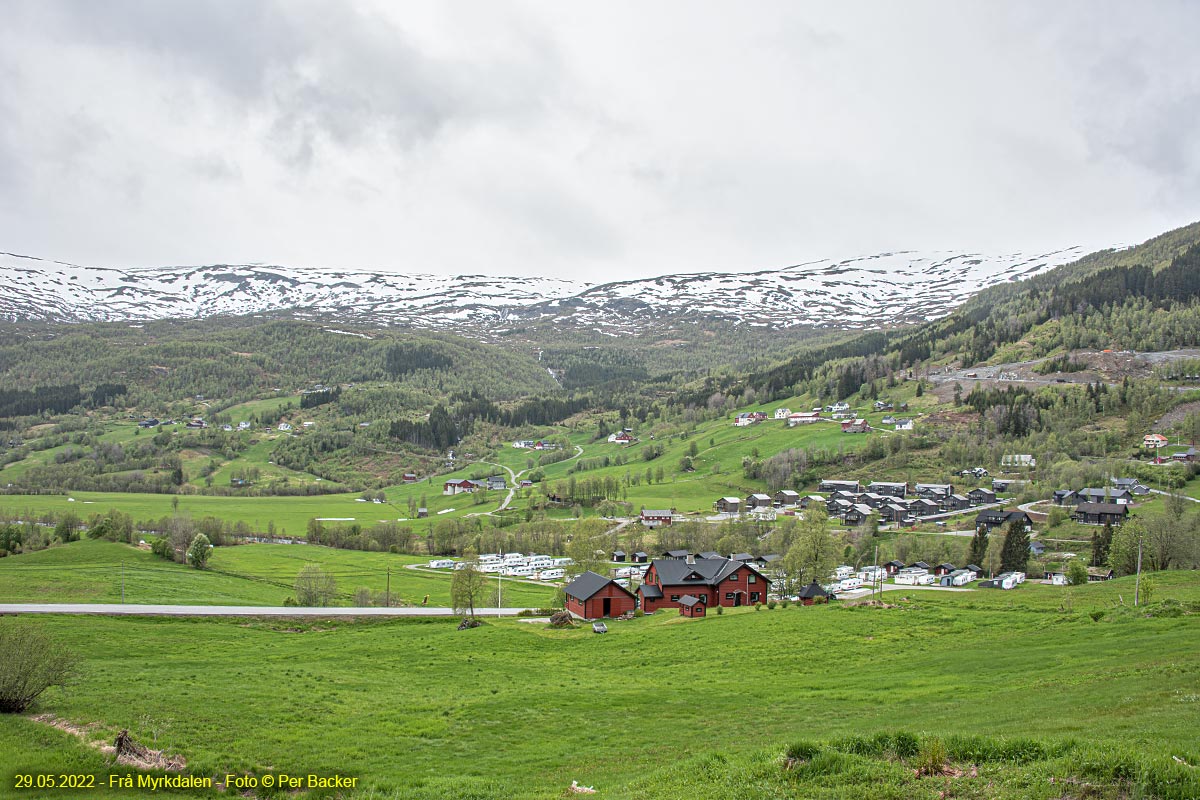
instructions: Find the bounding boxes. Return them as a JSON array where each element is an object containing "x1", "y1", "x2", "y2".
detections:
[{"x1": 2, "y1": 572, "x2": 1198, "y2": 800}]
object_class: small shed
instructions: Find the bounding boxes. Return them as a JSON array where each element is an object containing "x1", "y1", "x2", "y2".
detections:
[
  {"x1": 631, "y1": 551, "x2": 649, "y2": 564},
  {"x1": 612, "y1": 550, "x2": 627, "y2": 563},
  {"x1": 797, "y1": 580, "x2": 830, "y2": 606},
  {"x1": 678, "y1": 595, "x2": 706, "y2": 618}
]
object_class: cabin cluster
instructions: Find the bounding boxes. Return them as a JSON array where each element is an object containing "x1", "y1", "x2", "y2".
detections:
[
  {"x1": 1052, "y1": 477, "x2": 1146, "y2": 525},
  {"x1": 511, "y1": 439, "x2": 562, "y2": 450},
  {"x1": 443, "y1": 475, "x2": 508, "y2": 495},
  {"x1": 713, "y1": 479, "x2": 1006, "y2": 526}
]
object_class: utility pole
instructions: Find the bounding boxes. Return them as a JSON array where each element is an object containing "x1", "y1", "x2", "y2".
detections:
[
  {"x1": 873, "y1": 544, "x2": 879, "y2": 604},
  {"x1": 386, "y1": 567, "x2": 391, "y2": 608},
  {"x1": 121, "y1": 562, "x2": 125, "y2": 604},
  {"x1": 1134, "y1": 535, "x2": 1143, "y2": 606},
  {"x1": 498, "y1": 571, "x2": 503, "y2": 618}
]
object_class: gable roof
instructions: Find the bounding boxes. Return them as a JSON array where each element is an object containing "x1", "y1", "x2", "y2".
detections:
[
  {"x1": 565, "y1": 571, "x2": 633, "y2": 602},
  {"x1": 651, "y1": 557, "x2": 767, "y2": 588},
  {"x1": 679, "y1": 595, "x2": 702, "y2": 608},
  {"x1": 637, "y1": 583, "x2": 663, "y2": 600},
  {"x1": 1075, "y1": 502, "x2": 1129, "y2": 515}
]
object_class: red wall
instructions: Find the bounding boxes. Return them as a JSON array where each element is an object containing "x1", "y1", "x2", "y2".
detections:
[
  {"x1": 569, "y1": 583, "x2": 636, "y2": 618},
  {"x1": 641, "y1": 564, "x2": 769, "y2": 612}
]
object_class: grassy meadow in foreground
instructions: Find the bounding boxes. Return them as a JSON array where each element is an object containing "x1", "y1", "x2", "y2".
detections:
[
  {"x1": 1, "y1": 572, "x2": 1198, "y2": 799},
  {"x1": 0, "y1": 540, "x2": 557, "y2": 608}
]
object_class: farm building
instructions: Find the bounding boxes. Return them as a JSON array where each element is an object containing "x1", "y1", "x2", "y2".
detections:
[
  {"x1": 640, "y1": 509, "x2": 675, "y2": 527},
  {"x1": 443, "y1": 479, "x2": 476, "y2": 495},
  {"x1": 788, "y1": 412, "x2": 821, "y2": 426},
  {"x1": 564, "y1": 571, "x2": 637, "y2": 619},
  {"x1": 841, "y1": 419, "x2": 870, "y2": 433},
  {"x1": 637, "y1": 555, "x2": 769, "y2": 612},
  {"x1": 819, "y1": 479, "x2": 861, "y2": 493},
  {"x1": 1143, "y1": 433, "x2": 1169, "y2": 449}
]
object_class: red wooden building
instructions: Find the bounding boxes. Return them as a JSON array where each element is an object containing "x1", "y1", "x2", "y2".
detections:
[
  {"x1": 679, "y1": 595, "x2": 706, "y2": 618},
  {"x1": 564, "y1": 571, "x2": 637, "y2": 619},
  {"x1": 637, "y1": 556, "x2": 769, "y2": 613}
]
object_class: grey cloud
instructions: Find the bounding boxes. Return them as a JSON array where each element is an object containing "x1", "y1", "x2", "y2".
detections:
[{"x1": 13, "y1": 0, "x2": 563, "y2": 165}]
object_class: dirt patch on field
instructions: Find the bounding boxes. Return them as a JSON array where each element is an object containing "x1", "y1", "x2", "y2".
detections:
[{"x1": 29, "y1": 714, "x2": 186, "y2": 771}]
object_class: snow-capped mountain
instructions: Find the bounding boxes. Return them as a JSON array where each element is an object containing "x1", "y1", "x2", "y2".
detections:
[{"x1": 0, "y1": 247, "x2": 1087, "y2": 332}]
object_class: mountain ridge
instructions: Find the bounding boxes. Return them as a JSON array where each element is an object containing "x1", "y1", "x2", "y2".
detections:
[{"x1": 1, "y1": 246, "x2": 1091, "y2": 332}]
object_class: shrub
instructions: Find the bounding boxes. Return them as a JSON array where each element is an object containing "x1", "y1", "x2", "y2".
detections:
[
  {"x1": 754, "y1": 603, "x2": 762, "y2": 611},
  {"x1": 781, "y1": 599, "x2": 790, "y2": 608},
  {"x1": 767, "y1": 600, "x2": 777, "y2": 610},
  {"x1": 0, "y1": 622, "x2": 77, "y2": 713},
  {"x1": 634, "y1": 609, "x2": 644, "y2": 617},
  {"x1": 915, "y1": 736, "x2": 948, "y2": 774},
  {"x1": 715, "y1": 606, "x2": 723, "y2": 615},
  {"x1": 784, "y1": 740, "x2": 823, "y2": 762}
]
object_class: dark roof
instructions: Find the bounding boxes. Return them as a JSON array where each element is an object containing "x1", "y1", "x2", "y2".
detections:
[
  {"x1": 634, "y1": 551, "x2": 649, "y2": 558},
  {"x1": 564, "y1": 573, "x2": 638, "y2": 604},
  {"x1": 564, "y1": 571, "x2": 625, "y2": 602},
  {"x1": 965, "y1": 564, "x2": 984, "y2": 573},
  {"x1": 662, "y1": 549, "x2": 690, "y2": 558},
  {"x1": 612, "y1": 550, "x2": 626, "y2": 557},
  {"x1": 761, "y1": 553, "x2": 782, "y2": 562},
  {"x1": 638, "y1": 583, "x2": 663, "y2": 599},
  {"x1": 698, "y1": 551, "x2": 721, "y2": 560},
  {"x1": 885, "y1": 560, "x2": 905, "y2": 568},
  {"x1": 650, "y1": 557, "x2": 767, "y2": 588},
  {"x1": 731, "y1": 553, "x2": 755, "y2": 562},
  {"x1": 798, "y1": 580, "x2": 829, "y2": 599},
  {"x1": 1075, "y1": 502, "x2": 1128, "y2": 515},
  {"x1": 910, "y1": 561, "x2": 931, "y2": 569},
  {"x1": 679, "y1": 595, "x2": 702, "y2": 607},
  {"x1": 937, "y1": 563, "x2": 956, "y2": 570}
]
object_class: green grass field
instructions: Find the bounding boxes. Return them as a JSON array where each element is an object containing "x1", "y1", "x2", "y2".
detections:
[
  {"x1": 1, "y1": 572, "x2": 1197, "y2": 799},
  {"x1": 0, "y1": 540, "x2": 557, "y2": 608}
]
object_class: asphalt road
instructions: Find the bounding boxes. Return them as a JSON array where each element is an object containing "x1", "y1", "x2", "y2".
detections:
[{"x1": 0, "y1": 604, "x2": 537, "y2": 617}]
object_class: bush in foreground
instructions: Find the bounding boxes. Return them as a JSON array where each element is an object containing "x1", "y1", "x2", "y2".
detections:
[{"x1": 0, "y1": 622, "x2": 77, "y2": 713}]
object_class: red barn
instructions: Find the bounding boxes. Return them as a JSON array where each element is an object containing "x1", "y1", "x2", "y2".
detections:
[
  {"x1": 637, "y1": 556, "x2": 769, "y2": 613},
  {"x1": 564, "y1": 572, "x2": 637, "y2": 619}
]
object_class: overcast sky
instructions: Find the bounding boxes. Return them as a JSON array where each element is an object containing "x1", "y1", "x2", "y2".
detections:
[{"x1": 2, "y1": 1, "x2": 1198, "y2": 280}]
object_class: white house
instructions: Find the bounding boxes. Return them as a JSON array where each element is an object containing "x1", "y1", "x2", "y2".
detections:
[
  {"x1": 833, "y1": 565, "x2": 855, "y2": 580},
  {"x1": 894, "y1": 419, "x2": 914, "y2": 431},
  {"x1": 774, "y1": 407, "x2": 792, "y2": 419},
  {"x1": 428, "y1": 559, "x2": 456, "y2": 569}
]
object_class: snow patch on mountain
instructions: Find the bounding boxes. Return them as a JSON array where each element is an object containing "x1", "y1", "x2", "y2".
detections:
[{"x1": 0, "y1": 246, "x2": 1088, "y2": 332}]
